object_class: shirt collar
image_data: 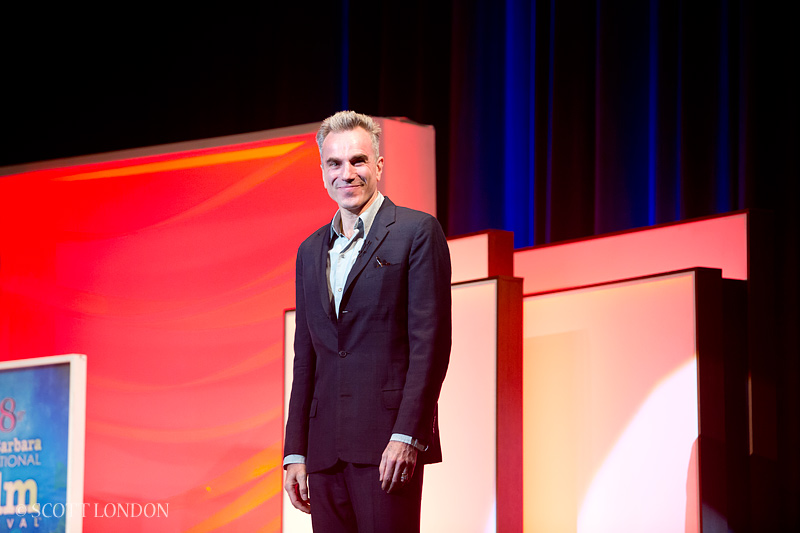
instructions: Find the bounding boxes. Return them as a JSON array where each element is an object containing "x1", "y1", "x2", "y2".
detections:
[{"x1": 329, "y1": 192, "x2": 385, "y2": 240}]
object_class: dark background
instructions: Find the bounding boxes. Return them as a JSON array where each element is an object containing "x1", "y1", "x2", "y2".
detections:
[{"x1": 2, "y1": 1, "x2": 797, "y2": 529}]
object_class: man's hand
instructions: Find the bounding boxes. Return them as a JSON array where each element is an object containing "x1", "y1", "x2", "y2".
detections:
[
  {"x1": 379, "y1": 441, "x2": 418, "y2": 493},
  {"x1": 284, "y1": 463, "x2": 310, "y2": 513}
]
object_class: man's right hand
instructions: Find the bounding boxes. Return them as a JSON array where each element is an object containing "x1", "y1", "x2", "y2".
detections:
[{"x1": 284, "y1": 463, "x2": 310, "y2": 514}]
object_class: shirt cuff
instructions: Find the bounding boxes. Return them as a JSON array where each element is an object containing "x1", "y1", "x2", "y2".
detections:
[
  {"x1": 390, "y1": 433, "x2": 428, "y2": 451},
  {"x1": 283, "y1": 454, "x2": 306, "y2": 468}
]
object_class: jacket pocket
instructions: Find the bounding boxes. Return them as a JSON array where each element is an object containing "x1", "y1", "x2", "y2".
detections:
[
  {"x1": 364, "y1": 261, "x2": 402, "y2": 279},
  {"x1": 381, "y1": 389, "x2": 403, "y2": 410}
]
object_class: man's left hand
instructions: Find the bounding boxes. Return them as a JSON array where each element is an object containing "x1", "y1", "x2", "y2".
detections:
[{"x1": 379, "y1": 441, "x2": 418, "y2": 493}]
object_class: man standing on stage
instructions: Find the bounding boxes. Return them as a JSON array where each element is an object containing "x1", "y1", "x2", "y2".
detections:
[{"x1": 283, "y1": 110, "x2": 452, "y2": 532}]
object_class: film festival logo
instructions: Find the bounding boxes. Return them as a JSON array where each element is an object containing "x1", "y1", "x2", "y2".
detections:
[
  {"x1": 1, "y1": 396, "x2": 43, "y2": 529},
  {"x1": 2, "y1": 396, "x2": 168, "y2": 529}
]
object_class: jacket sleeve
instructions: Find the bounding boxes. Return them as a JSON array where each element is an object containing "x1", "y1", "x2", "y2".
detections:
[{"x1": 392, "y1": 215, "x2": 452, "y2": 444}]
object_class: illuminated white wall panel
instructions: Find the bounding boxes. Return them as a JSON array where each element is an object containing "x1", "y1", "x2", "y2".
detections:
[
  {"x1": 449, "y1": 234, "x2": 490, "y2": 282},
  {"x1": 422, "y1": 279, "x2": 498, "y2": 532},
  {"x1": 282, "y1": 312, "x2": 310, "y2": 533},
  {"x1": 448, "y1": 231, "x2": 514, "y2": 284},
  {"x1": 523, "y1": 272, "x2": 705, "y2": 532}
]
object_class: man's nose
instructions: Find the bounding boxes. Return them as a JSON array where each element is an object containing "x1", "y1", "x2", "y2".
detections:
[{"x1": 342, "y1": 162, "x2": 358, "y2": 179}]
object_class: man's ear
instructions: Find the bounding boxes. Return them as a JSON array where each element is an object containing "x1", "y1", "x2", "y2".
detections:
[{"x1": 376, "y1": 156, "x2": 384, "y2": 181}]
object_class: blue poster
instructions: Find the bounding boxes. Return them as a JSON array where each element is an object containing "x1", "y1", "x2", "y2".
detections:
[{"x1": 0, "y1": 363, "x2": 71, "y2": 532}]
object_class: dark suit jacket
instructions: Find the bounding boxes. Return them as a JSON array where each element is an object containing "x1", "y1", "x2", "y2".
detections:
[{"x1": 284, "y1": 197, "x2": 452, "y2": 473}]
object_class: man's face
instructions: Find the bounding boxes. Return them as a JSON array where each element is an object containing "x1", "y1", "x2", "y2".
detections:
[{"x1": 321, "y1": 127, "x2": 384, "y2": 215}]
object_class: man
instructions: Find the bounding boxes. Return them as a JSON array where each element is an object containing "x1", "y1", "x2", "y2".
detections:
[{"x1": 283, "y1": 110, "x2": 451, "y2": 532}]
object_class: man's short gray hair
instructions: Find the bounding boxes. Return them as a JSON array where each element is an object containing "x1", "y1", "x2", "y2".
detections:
[{"x1": 316, "y1": 110, "x2": 382, "y2": 158}]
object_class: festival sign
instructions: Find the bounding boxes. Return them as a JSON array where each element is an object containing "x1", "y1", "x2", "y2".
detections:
[{"x1": 0, "y1": 355, "x2": 86, "y2": 533}]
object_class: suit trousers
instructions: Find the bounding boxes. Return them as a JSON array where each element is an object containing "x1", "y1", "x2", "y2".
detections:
[{"x1": 309, "y1": 460, "x2": 424, "y2": 533}]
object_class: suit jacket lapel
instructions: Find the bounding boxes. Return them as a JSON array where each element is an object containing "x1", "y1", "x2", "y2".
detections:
[
  {"x1": 342, "y1": 198, "x2": 396, "y2": 297},
  {"x1": 314, "y1": 226, "x2": 334, "y2": 319}
]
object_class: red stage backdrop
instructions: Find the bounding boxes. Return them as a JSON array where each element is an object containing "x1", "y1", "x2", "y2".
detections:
[
  {"x1": 1, "y1": 131, "x2": 327, "y2": 532},
  {"x1": 1, "y1": 118, "x2": 435, "y2": 532}
]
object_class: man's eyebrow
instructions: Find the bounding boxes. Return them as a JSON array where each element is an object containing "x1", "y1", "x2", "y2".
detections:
[{"x1": 325, "y1": 156, "x2": 342, "y2": 164}]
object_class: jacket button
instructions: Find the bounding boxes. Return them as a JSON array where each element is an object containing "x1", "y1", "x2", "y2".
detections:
[{"x1": 338, "y1": 351, "x2": 348, "y2": 358}]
